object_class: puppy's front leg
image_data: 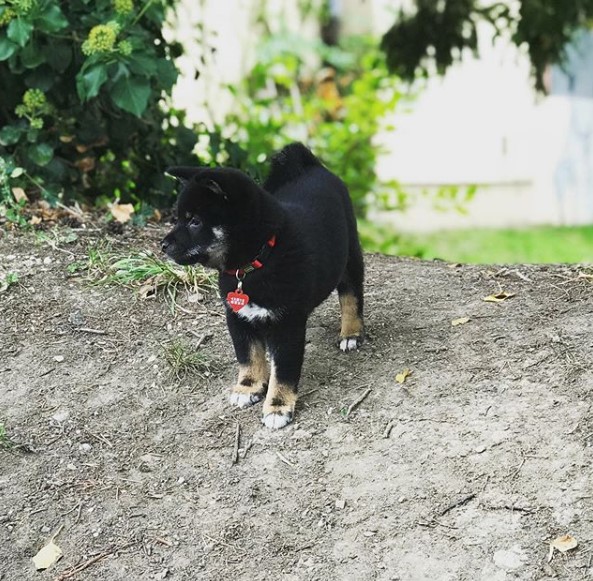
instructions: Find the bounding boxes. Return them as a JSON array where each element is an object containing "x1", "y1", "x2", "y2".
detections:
[
  {"x1": 227, "y1": 312, "x2": 269, "y2": 408},
  {"x1": 262, "y1": 320, "x2": 306, "y2": 429}
]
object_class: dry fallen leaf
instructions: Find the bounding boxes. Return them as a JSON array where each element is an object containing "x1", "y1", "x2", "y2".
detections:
[
  {"x1": 482, "y1": 291, "x2": 515, "y2": 303},
  {"x1": 551, "y1": 534, "x2": 578, "y2": 553},
  {"x1": 110, "y1": 202, "x2": 135, "y2": 224},
  {"x1": 29, "y1": 215, "x2": 42, "y2": 225},
  {"x1": 451, "y1": 317, "x2": 470, "y2": 326},
  {"x1": 396, "y1": 369, "x2": 412, "y2": 384},
  {"x1": 12, "y1": 187, "x2": 28, "y2": 203},
  {"x1": 32, "y1": 539, "x2": 63, "y2": 570}
]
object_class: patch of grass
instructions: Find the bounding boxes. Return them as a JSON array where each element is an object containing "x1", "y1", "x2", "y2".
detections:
[
  {"x1": 0, "y1": 272, "x2": 19, "y2": 293},
  {"x1": 361, "y1": 222, "x2": 593, "y2": 264},
  {"x1": 0, "y1": 423, "x2": 13, "y2": 449},
  {"x1": 79, "y1": 242, "x2": 216, "y2": 306},
  {"x1": 411, "y1": 226, "x2": 593, "y2": 264},
  {"x1": 162, "y1": 339, "x2": 215, "y2": 379}
]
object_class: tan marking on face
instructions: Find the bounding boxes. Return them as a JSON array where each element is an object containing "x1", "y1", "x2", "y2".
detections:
[
  {"x1": 339, "y1": 293, "x2": 363, "y2": 338},
  {"x1": 232, "y1": 342, "x2": 269, "y2": 396}
]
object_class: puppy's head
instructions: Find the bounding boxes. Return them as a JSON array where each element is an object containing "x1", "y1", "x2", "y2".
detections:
[
  {"x1": 161, "y1": 167, "x2": 231, "y2": 268},
  {"x1": 161, "y1": 166, "x2": 262, "y2": 269}
]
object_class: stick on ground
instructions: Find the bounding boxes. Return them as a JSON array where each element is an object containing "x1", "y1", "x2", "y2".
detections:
[
  {"x1": 231, "y1": 423, "x2": 240, "y2": 465},
  {"x1": 346, "y1": 388, "x2": 372, "y2": 417}
]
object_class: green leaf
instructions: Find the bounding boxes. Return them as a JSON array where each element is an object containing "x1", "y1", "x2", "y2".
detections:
[
  {"x1": 46, "y1": 43, "x2": 72, "y2": 73},
  {"x1": 155, "y1": 59, "x2": 178, "y2": 91},
  {"x1": 0, "y1": 37, "x2": 18, "y2": 61},
  {"x1": 76, "y1": 65, "x2": 108, "y2": 101},
  {"x1": 25, "y1": 66, "x2": 55, "y2": 91},
  {"x1": 110, "y1": 76, "x2": 150, "y2": 117},
  {"x1": 7, "y1": 19, "x2": 33, "y2": 48},
  {"x1": 20, "y1": 42, "x2": 46, "y2": 68},
  {"x1": 27, "y1": 143, "x2": 54, "y2": 167},
  {"x1": 127, "y1": 53, "x2": 158, "y2": 77},
  {"x1": 0, "y1": 126, "x2": 22, "y2": 146},
  {"x1": 37, "y1": 5, "x2": 68, "y2": 33}
]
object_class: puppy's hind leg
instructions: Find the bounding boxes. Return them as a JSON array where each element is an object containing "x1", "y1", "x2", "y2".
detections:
[
  {"x1": 337, "y1": 241, "x2": 364, "y2": 352},
  {"x1": 226, "y1": 312, "x2": 269, "y2": 408}
]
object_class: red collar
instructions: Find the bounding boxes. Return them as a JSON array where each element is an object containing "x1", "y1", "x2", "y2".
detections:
[{"x1": 223, "y1": 235, "x2": 276, "y2": 276}]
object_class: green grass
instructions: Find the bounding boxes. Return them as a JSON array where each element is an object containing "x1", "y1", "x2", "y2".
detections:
[
  {"x1": 361, "y1": 222, "x2": 593, "y2": 264},
  {"x1": 0, "y1": 423, "x2": 12, "y2": 449},
  {"x1": 76, "y1": 242, "x2": 216, "y2": 306},
  {"x1": 0, "y1": 272, "x2": 19, "y2": 293},
  {"x1": 162, "y1": 339, "x2": 215, "y2": 379},
  {"x1": 413, "y1": 226, "x2": 593, "y2": 264}
]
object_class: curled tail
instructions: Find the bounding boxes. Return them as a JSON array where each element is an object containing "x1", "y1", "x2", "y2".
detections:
[{"x1": 264, "y1": 143, "x2": 322, "y2": 192}]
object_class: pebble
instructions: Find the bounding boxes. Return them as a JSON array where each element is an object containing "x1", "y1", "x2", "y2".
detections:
[
  {"x1": 493, "y1": 546, "x2": 525, "y2": 570},
  {"x1": 79, "y1": 443, "x2": 92, "y2": 453},
  {"x1": 53, "y1": 355, "x2": 64, "y2": 363}
]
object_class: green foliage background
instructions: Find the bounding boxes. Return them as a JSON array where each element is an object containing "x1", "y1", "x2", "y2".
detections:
[{"x1": 0, "y1": 0, "x2": 197, "y2": 213}]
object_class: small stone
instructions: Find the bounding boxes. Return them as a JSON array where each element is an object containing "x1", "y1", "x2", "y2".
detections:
[
  {"x1": 79, "y1": 443, "x2": 92, "y2": 453},
  {"x1": 43, "y1": 257, "x2": 52, "y2": 265},
  {"x1": 53, "y1": 355, "x2": 64, "y2": 363},
  {"x1": 66, "y1": 463, "x2": 76, "y2": 471},
  {"x1": 52, "y1": 409, "x2": 69, "y2": 423},
  {"x1": 335, "y1": 499, "x2": 346, "y2": 510},
  {"x1": 493, "y1": 546, "x2": 525, "y2": 570},
  {"x1": 475, "y1": 445, "x2": 487, "y2": 454}
]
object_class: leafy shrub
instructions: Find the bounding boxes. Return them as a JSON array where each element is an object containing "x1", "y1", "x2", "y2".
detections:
[
  {"x1": 0, "y1": 0, "x2": 197, "y2": 210},
  {"x1": 200, "y1": 35, "x2": 407, "y2": 218}
]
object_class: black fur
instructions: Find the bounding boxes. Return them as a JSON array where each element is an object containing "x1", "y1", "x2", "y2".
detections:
[{"x1": 161, "y1": 143, "x2": 364, "y2": 428}]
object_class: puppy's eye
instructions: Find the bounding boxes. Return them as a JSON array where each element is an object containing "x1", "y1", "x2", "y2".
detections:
[{"x1": 188, "y1": 216, "x2": 201, "y2": 227}]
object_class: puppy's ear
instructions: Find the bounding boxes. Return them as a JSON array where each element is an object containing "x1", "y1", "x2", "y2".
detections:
[
  {"x1": 165, "y1": 166, "x2": 204, "y2": 185},
  {"x1": 202, "y1": 179, "x2": 229, "y2": 201}
]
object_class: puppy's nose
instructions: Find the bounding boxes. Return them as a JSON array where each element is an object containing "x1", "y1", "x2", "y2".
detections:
[{"x1": 160, "y1": 239, "x2": 171, "y2": 253}]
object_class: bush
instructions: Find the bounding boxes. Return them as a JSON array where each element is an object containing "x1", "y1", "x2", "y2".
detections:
[
  {"x1": 0, "y1": 0, "x2": 197, "y2": 212},
  {"x1": 199, "y1": 35, "x2": 407, "y2": 219}
]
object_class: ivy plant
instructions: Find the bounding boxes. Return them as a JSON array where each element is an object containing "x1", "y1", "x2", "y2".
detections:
[{"x1": 0, "y1": 0, "x2": 197, "y2": 210}]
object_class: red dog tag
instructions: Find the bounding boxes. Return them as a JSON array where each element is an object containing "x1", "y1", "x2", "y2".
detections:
[{"x1": 227, "y1": 289, "x2": 250, "y2": 312}]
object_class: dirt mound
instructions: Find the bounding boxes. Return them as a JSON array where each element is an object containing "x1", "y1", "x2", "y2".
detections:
[{"x1": 1, "y1": 227, "x2": 592, "y2": 580}]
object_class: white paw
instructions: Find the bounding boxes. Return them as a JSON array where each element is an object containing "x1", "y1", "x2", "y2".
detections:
[
  {"x1": 340, "y1": 337, "x2": 360, "y2": 352},
  {"x1": 229, "y1": 391, "x2": 263, "y2": 408},
  {"x1": 262, "y1": 412, "x2": 293, "y2": 430}
]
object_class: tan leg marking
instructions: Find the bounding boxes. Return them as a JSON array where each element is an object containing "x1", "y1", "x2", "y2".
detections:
[
  {"x1": 230, "y1": 342, "x2": 269, "y2": 408},
  {"x1": 339, "y1": 293, "x2": 364, "y2": 352},
  {"x1": 262, "y1": 366, "x2": 297, "y2": 430}
]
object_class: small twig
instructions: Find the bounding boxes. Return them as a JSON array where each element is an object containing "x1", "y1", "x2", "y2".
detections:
[
  {"x1": 240, "y1": 438, "x2": 253, "y2": 459},
  {"x1": 231, "y1": 423, "x2": 240, "y2": 465},
  {"x1": 299, "y1": 388, "x2": 319, "y2": 399},
  {"x1": 188, "y1": 331, "x2": 213, "y2": 350},
  {"x1": 85, "y1": 430, "x2": 113, "y2": 448},
  {"x1": 53, "y1": 541, "x2": 138, "y2": 581},
  {"x1": 345, "y1": 388, "x2": 372, "y2": 417},
  {"x1": 510, "y1": 457, "x2": 526, "y2": 480},
  {"x1": 276, "y1": 451, "x2": 295, "y2": 467},
  {"x1": 60, "y1": 502, "x2": 81, "y2": 518},
  {"x1": 74, "y1": 327, "x2": 107, "y2": 335},
  {"x1": 154, "y1": 537, "x2": 173, "y2": 547},
  {"x1": 438, "y1": 493, "x2": 476, "y2": 517},
  {"x1": 75, "y1": 502, "x2": 83, "y2": 524},
  {"x1": 383, "y1": 421, "x2": 395, "y2": 439}
]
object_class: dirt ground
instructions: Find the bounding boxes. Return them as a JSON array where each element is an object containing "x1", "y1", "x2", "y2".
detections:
[{"x1": 1, "y1": 224, "x2": 592, "y2": 581}]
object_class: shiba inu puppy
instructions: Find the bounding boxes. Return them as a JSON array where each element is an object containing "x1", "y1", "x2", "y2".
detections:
[{"x1": 162, "y1": 143, "x2": 364, "y2": 429}]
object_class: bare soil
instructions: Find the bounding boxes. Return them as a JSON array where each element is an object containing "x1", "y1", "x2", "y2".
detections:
[{"x1": 1, "y1": 225, "x2": 592, "y2": 581}]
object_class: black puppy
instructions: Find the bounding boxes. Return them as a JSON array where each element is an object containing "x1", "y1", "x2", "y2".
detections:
[{"x1": 161, "y1": 143, "x2": 364, "y2": 429}]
